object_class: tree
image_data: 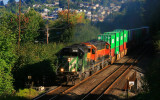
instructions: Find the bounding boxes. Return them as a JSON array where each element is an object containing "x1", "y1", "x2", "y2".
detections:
[
  {"x1": 59, "y1": 0, "x2": 68, "y2": 8},
  {"x1": 6, "y1": 0, "x2": 18, "y2": 13},
  {"x1": 0, "y1": 9, "x2": 16, "y2": 96},
  {"x1": 21, "y1": 8, "x2": 44, "y2": 42},
  {"x1": 24, "y1": 0, "x2": 35, "y2": 5},
  {"x1": 49, "y1": 10, "x2": 88, "y2": 42}
]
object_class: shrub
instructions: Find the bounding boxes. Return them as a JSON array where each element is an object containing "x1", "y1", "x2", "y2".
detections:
[
  {"x1": 16, "y1": 88, "x2": 39, "y2": 99},
  {"x1": 12, "y1": 42, "x2": 69, "y2": 89}
]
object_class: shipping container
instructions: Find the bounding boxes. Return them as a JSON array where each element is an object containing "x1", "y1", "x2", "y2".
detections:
[
  {"x1": 124, "y1": 42, "x2": 127, "y2": 49},
  {"x1": 113, "y1": 29, "x2": 124, "y2": 46},
  {"x1": 104, "y1": 34, "x2": 116, "y2": 49},
  {"x1": 98, "y1": 34, "x2": 105, "y2": 41},
  {"x1": 104, "y1": 32, "x2": 120, "y2": 54},
  {"x1": 110, "y1": 48, "x2": 115, "y2": 57},
  {"x1": 123, "y1": 30, "x2": 128, "y2": 43},
  {"x1": 120, "y1": 45, "x2": 124, "y2": 52},
  {"x1": 97, "y1": 34, "x2": 116, "y2": 57}
]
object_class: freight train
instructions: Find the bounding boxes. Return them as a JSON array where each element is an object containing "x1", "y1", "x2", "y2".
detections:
[{"x1": 56, "y1": 27, "x2": 149, "y2": 85}]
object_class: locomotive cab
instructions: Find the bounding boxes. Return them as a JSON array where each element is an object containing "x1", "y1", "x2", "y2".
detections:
[{"x1": 56, "y1": 44, "x2": 88, "y2": 84}]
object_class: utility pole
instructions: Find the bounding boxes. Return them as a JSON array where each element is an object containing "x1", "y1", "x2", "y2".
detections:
[
  {"x1": 46, "y1": 11, "x2": 49, "y2": 44},
  {"x1": 67, "y1": 0, "x2": 70, "y2": 24},
  {"x1": 18, "y1": 0, "x2": 21, "y2": 49},
  {"x1": 46, "y1": 24, "x2": 49, "y2": 44},
  {"x1": 91, "y1": 0, "x2": 93, "y2": 24}
]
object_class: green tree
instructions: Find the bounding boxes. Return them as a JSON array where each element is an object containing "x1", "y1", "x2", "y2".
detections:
[
  {"x1": 49, "y1": 10, "x2": 88, "y2": 42},
  {"x1": 6, "y1": 0, "x2": 18, "y2": 13},
  {"x1": 25, "y1": 0, "x2": 35, "y2": 5},
  {"x1": 59, "y1": 0, "x2": 68, "y2": 8},
  {"x1": 0, "y1": 10, "x2": 16, "y2": 96},
  {"x1": 21, "y1": 8, "x2": 44, "y2": 42}
]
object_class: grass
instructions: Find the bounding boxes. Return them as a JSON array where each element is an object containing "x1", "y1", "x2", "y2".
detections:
[{"x1": 0, "y1": 88, "x2": 39, "y2": 100}]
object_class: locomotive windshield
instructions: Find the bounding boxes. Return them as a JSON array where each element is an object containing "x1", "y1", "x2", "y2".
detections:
[
  {"x1": 60, "y1": 44, "x2": 88, "y2": 57},
  {"x1": 61, "y1": 48, "x2": 79, "y2": 56},
  {"x1": 60, "y1": 48, "x2": 84, "y2": 57}
]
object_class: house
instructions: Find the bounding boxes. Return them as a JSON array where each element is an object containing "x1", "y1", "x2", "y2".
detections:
[
  {"x1": 44, "y1": 8, "x2": 50, "y2": 12},
  {"x1": 95, "y1": 4, "x2": 99, "y2": 7},
  {"x1": 80, "y1": 3, "x2": 84, "y2": 7},
  {"x1": 44, "y1": 4, "x2": 54, "y2": 7},
  {"x1": 33, "y1": 4, "x2": 41, "y2": 8},
  {"x1": 92, "y1": 6, "x2": 96, "y2": 10},
  {"x1": 101, "y1": 11, "x2": 105, "y2": 15},
  {"x1": 54, "y1": 1, "x2": 59, "y2": 5}
]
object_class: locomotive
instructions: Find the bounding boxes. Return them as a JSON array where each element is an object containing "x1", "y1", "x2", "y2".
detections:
[{"x1": 56, "y1": 27, "x2": 149, "y2": 85}]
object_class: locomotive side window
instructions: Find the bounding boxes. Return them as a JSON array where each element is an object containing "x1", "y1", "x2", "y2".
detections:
[
  {"x1": 92, "y1": 49, "x2": 95, "y2": 54},
  {"x1": 106, "y1": 45, "x2": 109, "y2": 49},
  {"x1": 88, "y1": 49, "x2": 91, "y2": 52}
]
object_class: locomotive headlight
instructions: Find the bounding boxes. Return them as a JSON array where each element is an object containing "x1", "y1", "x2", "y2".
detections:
[
  {"x1": 60, "y1": 68, "x2": 64, "y2": 72},
  {"x1": 68, "y1": 58, "x2": 71, "y2": 62},
  {"x1": 72, "y1": 68, "x2": 76, "y2": 72}
]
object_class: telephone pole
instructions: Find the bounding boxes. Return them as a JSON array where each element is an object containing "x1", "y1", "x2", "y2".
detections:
[
  {"x1": 18, "y1": 0, "x2": 21, "y2": 49},
  {"x1": 46, "y1": 11, "x2": 49, "y2": 44},
  {"x1": 67, "y1": 0, "x2": 70, "y2": 24},
  {"x1": 46, "y1": 24, "x2": 49, "y2": 44}
]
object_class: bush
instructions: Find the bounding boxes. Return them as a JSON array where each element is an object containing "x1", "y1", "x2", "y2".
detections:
[
  {"x1": 0, "y1": 88, "x2": 38, "y2": 100},
  {"x1": 16, "y1": 88, "x2": 39, "y2": 99},
  {"x1": 12, "y1": 42, "x2": 69, "y2": 89}
]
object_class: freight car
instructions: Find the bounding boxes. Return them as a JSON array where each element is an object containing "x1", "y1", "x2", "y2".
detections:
[{"x1": 56, "y1": 27, "x2": 149, "y2": 85}]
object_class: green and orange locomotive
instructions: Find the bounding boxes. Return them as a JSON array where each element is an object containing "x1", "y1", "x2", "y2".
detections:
[{"x1": 56, "y1": 27, "x2": 149, "y2": 85}]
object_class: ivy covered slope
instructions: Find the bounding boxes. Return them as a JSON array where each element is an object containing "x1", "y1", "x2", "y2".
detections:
[{"x1": 0, "y1": 10, "x2": 17, "y2": 95}]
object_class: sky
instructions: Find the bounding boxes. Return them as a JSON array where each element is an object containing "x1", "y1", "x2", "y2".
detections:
[{"x1": 3, "y1": 0, "x2": 19, "y2": 5}]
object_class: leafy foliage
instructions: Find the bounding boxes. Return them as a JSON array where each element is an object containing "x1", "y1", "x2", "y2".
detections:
[
  {"x1": 0, "y1": 10, "x2": 17, "y2": 95},
  {"x1": 16, "y1": 88, "x2": 39, "y2": 99},
  {"x1": 6, "y1": 0, "x2": 18, "y2": 13},
  {"x1": 49, "y1": 10, "x2": 88, "y2": 42},
  {"x1": 21, "y1": 8, "x2": 45, "y2": 42},
  {"x1": 59, "y1": 0, "x2": 68, "y2": 8},
  {"x1": 13, "y1": 42, "x2": 68, "y2": 88}
]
